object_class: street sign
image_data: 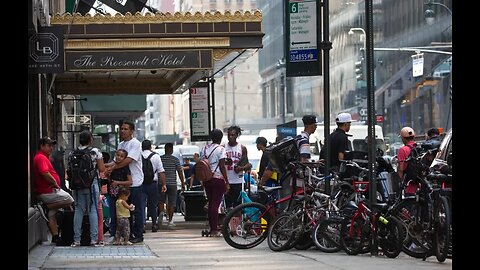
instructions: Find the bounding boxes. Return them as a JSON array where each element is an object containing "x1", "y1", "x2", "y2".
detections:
[
  {"x1": 285, "y1": 0, "x2": 321, "y2": 77},
  {"x1": 288, "y1": 0, "x2": 318, "y2": 62},
  {"x1": 189, "y1": 87, "x2": 211, "y2": 141},
  {"x1": 64, "y1": 114, "x2": 91, "y2": 125},
  {"x1": 411, "y1": 53, "x2": 424, "y2": 77}
]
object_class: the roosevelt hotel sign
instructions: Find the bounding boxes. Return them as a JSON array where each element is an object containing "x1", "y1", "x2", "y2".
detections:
[{"x1": 65, "y1": 50, "x2": 213, "y2": 71}]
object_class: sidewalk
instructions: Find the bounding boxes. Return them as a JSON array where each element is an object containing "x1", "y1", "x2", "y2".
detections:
[
  {"x1": 29, "y1": 213, "x2": 452, "y2": 270},
  {"x1": 28, "y1": 213, "x2": 206, "y2": 269}
]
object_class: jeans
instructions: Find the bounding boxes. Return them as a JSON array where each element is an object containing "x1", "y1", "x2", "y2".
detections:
[
  {"x1": 142, "y1": 182, "x2": 159, "y2": 225},
  {"x1": 130, "y1": 186, "x2": 145, "y2": 240},
  {"x1": 73, "y1": 181, "x2": 99, "y2": 244}
]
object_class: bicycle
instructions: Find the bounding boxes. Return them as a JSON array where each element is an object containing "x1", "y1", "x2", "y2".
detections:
[
  {"x1": 339, "y1": 180, "x2": 403, "y2": 258},
  {"x1": 221, "y1": 161, "x2": 313, "y2": 249}
]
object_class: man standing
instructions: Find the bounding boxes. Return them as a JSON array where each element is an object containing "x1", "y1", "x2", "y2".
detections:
[
  {"x1": 321, "y1": 112, "x2": 355, "y2": 170},
  {"x1": 159, "y1": 143, "x2": 186, "y2": 227},
  {"x1": 70, "y1": 130, "x2": 105, "y2": 247},
  {"x1": 224, "y1": 125, "x2": 252, "y2": 209},
  {"x1": 106, "y1": 120, "x2": 145, "y2": 243},
  {"x1": 141, "y1": 139, "x2": 166, "y2": 233},
  {"x1": 396, "y1": 126, "x2": 419, "y2": 194},
  {"x1": 33, "y1": 137, "x2": 74, "y2": 244},
  {"x1": 298, "y1": 115, "x2": 319, "y2": 163}
]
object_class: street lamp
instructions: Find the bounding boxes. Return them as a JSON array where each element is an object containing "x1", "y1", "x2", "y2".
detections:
[
  {"x1": 424, "y1": 0, "x2": 452, "y2": 25},
  {"x1": 348, "y1": 27, "x2": 366, "y2": 51}
]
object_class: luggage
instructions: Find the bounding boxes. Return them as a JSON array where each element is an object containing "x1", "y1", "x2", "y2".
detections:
[
  {"x1": 56, "y1": 209, "x2": 74, "y2": 246},
  {"x1": 80, "y1": 214, "x2": 91, "y2": 246}
]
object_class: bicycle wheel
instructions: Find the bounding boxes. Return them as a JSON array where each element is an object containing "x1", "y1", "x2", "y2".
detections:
[
  {"x1": 340, "y1": 217, "x2": 365, "y2": 255},
  {"x1": 221, "y1": 202, "x2": 271, "y2": 249},
  {"x1": 377, "y1": 216, "x2": 403, "y2": 258},
  {"x1": 434, "y1": 196, "x2": 451, "y2": 262},
  {"x1": 312, "y1": 217, "x2": 342, "y2": 253},
  {"x1": 393, "y1": 198, "x2": 430, "y2": 258},
  {"x1": 179, "y1": 198, "x2": 186, "y2": 216},
  {"x1": 267, "y1": 212, "x2": 298, "y2": 251}
]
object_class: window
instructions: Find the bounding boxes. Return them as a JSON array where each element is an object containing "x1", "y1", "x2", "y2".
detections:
[
  {"x1": 150, "y1": 125, "x2": 154, "y2": 131},
  {"x1": 149, "y1": 101, "x2": 153, "y2": 107},
  {"x1": 150, "y1": 113, "x2": 154, "y2": 119}
]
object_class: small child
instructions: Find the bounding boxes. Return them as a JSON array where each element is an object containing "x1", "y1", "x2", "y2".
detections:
[{"x1": 114, "y1": 187, "x2": 135, "y2": 245}]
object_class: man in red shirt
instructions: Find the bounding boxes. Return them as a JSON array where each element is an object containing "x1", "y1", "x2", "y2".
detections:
[
  {"x1": 396, "y1": 127, "x2": 419, "y2": 194},
  {"x1": 33, "y1": 137, "x2": 74, "y2": 244}
]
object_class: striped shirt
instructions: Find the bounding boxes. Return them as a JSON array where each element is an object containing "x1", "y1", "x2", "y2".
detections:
[{"x1": 160, "y1": 154, "x2": 181, "y2": 185}]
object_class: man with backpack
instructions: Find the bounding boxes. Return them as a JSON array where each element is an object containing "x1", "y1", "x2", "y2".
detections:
[
  {"x1": 141, "y1": 140, "x2": 166, "y2": 232},
  {"x1": 396, "y1": 126, "x2": 419, "y2": 194},
  {"x1": 67, "y1": 130, "x2": 105, "y2": 246}
]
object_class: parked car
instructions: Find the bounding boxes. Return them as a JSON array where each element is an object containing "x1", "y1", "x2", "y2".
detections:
[{"x1": 430, "y1": 129, "x2": 452, "y2": 169}]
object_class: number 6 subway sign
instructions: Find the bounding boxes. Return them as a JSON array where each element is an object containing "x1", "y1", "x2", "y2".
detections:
[
  {"x1": 189, "y1": 87, "x2": 211, "y2": 142},
  {"x1": 285, "y1": 0, "x2": 321, "y2": 77}
]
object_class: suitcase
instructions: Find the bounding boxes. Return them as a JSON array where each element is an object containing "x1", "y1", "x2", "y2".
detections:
[
  {"x1": 80, "y1": 214, "x2": 92, "y2": 246},
  {"x1": 57, "y1": 209, "x2": 74, "y2": 246}
]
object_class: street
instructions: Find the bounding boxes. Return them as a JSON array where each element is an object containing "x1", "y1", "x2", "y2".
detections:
[{"x1": 29, "y1": 215, "x2": 452, "y2": 270}]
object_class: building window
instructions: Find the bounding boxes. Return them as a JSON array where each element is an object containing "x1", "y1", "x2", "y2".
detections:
[
  {"x1": 150, "y1": 113, "x2": 154, "y2": 119},
  {"x1": 149, "y1": 101, "x2": 153, "y2": 107},
  {"x1": 150, "y1": 125, "x2": 154, "y2": 131}
]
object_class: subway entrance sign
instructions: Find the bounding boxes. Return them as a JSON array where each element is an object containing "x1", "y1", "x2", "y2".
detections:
[{"x1": 285, "y1": 0, "x2": 321, "y2": 77}]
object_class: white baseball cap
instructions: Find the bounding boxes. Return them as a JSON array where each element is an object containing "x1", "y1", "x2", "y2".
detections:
[{"x1": 336, "y1": 112, "x2": 356, "y2": 123}]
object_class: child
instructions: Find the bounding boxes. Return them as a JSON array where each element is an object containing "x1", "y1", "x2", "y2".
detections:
[
  {"x1": 114, "y1": 187, "x2": 135, "y2": 245},
  {"x1": 96, "y1": 152, "x2": 111, "y2": 246},
  {"x1": 107, "y1": 149, "x2": 132, "y2": 241}
]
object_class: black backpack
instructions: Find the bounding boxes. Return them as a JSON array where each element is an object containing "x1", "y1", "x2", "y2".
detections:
[
  {"x1": 142, "y1": 152, "x2": 156, "y2": 185},
  {"x1": 67, "y1": 147, "x2": 96, "y2": 190},
  {"x1": 404, "y1": 144, "x2": 428, "y2": 182}
]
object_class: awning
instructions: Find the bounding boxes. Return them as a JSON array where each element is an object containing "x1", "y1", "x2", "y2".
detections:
[{"x1": 50, "y1": 11, "x2": 264, "y2": 95}]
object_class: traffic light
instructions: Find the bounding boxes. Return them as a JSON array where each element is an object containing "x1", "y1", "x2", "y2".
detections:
[{"x1": 355, "y1": 59, "x2": 365, "y2": 81}]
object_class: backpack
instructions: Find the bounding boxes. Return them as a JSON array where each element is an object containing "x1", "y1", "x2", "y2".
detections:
[
  {"x1": 67, "y1": 147, "x2": 96, "y2": 190},
  {"x1": 142, "y1": 152, "x2": 156, "y2": 185},
  {"x1": 195, "y1": 145, "x2": 220, "y2": 182},
  {"x1": 264, "y1": 137, "x2": 299, "y2": 173},
  {"x1": 404, "y1": 144, "x2": 428, "y2": 182}
]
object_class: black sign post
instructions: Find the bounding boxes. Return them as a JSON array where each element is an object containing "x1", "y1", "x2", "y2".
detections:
[{"x1": 285, "y1": 0, "x2": 321, "y2": 77}]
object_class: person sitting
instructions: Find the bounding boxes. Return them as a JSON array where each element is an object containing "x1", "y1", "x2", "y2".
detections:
[{"x1": 33, "y1": 137, "x2": 74, "y2": 245}]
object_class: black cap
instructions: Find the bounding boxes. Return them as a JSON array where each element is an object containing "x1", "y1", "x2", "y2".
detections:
[
  {"x1": 302, "y1": 115, "x2": 318, "y2": 125},
  {"x1": 39, "y1": 136, "x2": 56, "y2": 145},
  {"x1": 256, "y1": 136, "x2": 267, "y2": 146}
]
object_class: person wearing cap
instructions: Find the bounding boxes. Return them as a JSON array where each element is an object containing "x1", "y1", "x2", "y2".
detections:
[
  {"x1": 321, "y1": 112, "x2": 355, "y2": 169},
  {"x1": 396, "y1": 127, "x2": 419, "y2": 194},
  {"x1": 33, "y1": 136, "x2": 74, "y2": 245},
  {"x1": 298, "y1": 115, "x2": 318, "y2": 162}
]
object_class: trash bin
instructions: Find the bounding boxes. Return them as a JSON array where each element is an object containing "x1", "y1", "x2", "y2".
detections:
[{"x1": 183, "y1": 190, "x2": 207, "y2": 221}]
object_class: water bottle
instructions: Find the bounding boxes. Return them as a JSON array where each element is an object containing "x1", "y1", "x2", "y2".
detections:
[{"x1": 378, "y1": 216, "x2": 389, "y2": 225}]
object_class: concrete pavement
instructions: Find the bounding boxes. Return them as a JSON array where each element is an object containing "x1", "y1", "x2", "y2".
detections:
[{"x1": 28, "y1": 213, "x2": 452, "y2": 270}]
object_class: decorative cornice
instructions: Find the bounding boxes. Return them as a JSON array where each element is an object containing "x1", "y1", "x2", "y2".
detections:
[
  {"x1": 65, "y1": 37, "x2": 230, "y2": 49},
  {"x1": 51, "y1": 10, "x2": 262, "y2": 25},
  {"x1": 213, "y1": 49, "x2": 243, "y2": 61}
]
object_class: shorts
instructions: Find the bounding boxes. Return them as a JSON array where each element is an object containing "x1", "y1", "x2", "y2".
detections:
[
  {"x1": 38, "y1": 188, "x2": 74, "y2": 217},
  {"x1": 159, "y1": 184, "x2": 177, "y2": 206}
]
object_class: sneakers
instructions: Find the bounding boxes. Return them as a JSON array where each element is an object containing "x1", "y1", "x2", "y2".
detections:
[
  {"x1": 91, "y1": 241, "x2": 104, "y2": 247},
  {"x1": 71, "y1": 241, "x2": 80, "y2": 247},
  {"x1": 130, "y1": 237, "x2": 143, "y2": 244},
  {"x1": 168, "y1": 221, "x2": 176, "y2": 227},
  {"x1": 52, "y1": 235, "x2": 61, "y2": 245},
  {"x1": 35, "y1": 204, "x2": 48, "y2": 222},
  {"x1": 152, "y1": 224, "x2": 158, "y2": 232}
]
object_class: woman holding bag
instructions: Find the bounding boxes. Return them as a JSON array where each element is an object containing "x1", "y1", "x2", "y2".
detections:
[{"x1": 200, "y1": 129, "x2": 229, "y2": 237}]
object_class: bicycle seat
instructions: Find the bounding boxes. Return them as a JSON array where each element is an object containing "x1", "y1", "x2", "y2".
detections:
[{"x1": 262, "y1": 186, "x2": 283, "y2": 193}]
